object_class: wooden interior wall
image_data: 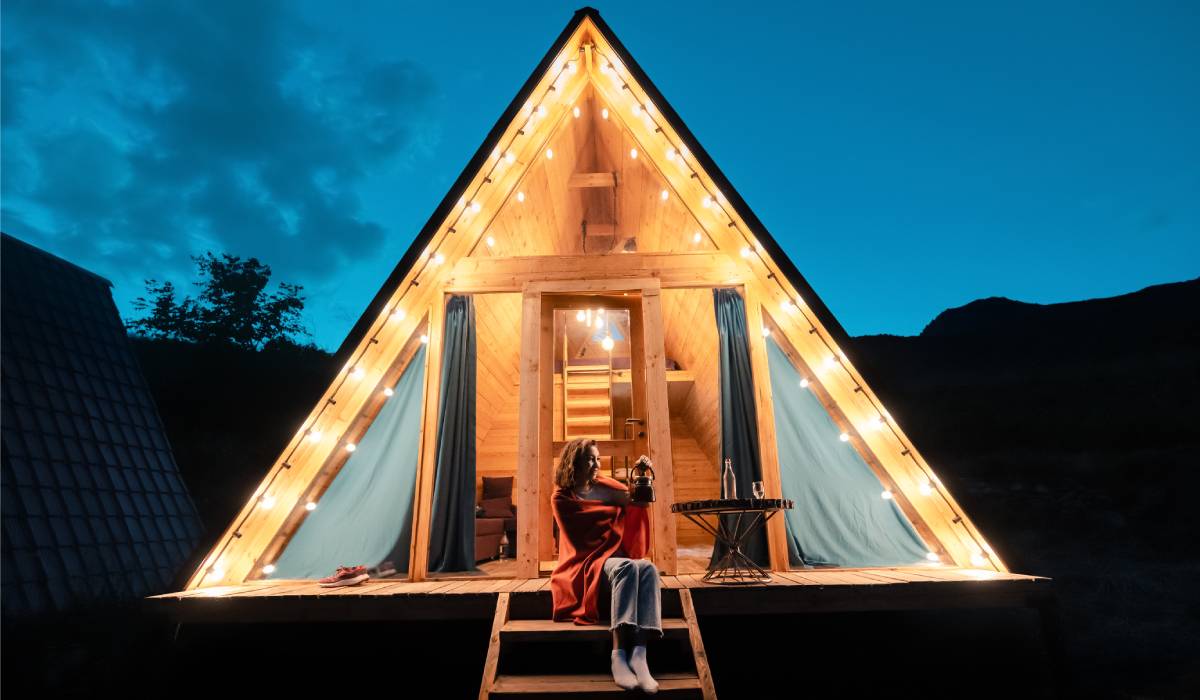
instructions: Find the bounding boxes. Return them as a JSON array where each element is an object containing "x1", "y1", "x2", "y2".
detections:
[
  {"x1": 661, "y1": 288, "x2": 721, "y2": 548},
  {"x1": 474, "y1": 293, "x2": 523, "y2": 501}
]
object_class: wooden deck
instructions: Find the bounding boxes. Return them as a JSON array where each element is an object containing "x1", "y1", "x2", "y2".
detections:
[{"x1": 145, "y1": 567, "x2": 1053, "y2": 624}]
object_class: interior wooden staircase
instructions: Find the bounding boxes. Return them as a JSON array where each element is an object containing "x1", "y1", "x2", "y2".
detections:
[
  {"x1": 479, "y1": 588, "x2": 717, "y2": 699},
  {"x1": 563, "y1": 360, "x2": 614, "y2": 440}
]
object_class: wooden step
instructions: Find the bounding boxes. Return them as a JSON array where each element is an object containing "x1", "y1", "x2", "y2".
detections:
[
  {"x1": 565, "y1": 398, "x2": 611, "y2": 410},
  {"x1": 501, "y1": 618, "x2": 690, "y2": 641},
  {"x1": 490, "y1": 672, "x2": 702, "y2": 698},
  {"x1": 567, "y1": 416, "x2": 611, "y2": 427}
]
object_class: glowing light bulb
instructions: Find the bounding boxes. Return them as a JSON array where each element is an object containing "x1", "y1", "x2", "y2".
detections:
[
  {"x1": 505, "y1": 151, "x2": 515, "y2": 164},
  {"x1": 881, "y1": 490, "x2": 893, "y2": 500},
  {"x1": 308, "y1": 429, "x2": 322, "y2": 443},
  {"x1": 573, "y1": 106, "x2": 581, "y2": 118},
  {"x1": 485, "y1": 236, "x2": 495, "y2": 248},
  {"x1": 600, "y1": 62, "x2": 611, "y2": 75},
  {"x1": 740, "y1": 247, "x2": 752, "y2": 258},
  {"x1": 680, "y1": 145, "x2": 690, "y2": 158},
  {"x1": 517, "y1": 191, "x2": 525, "y2": 203},
  {"x1": 799, "y1": 378, "x2": 810, "y2": 388},
  {"x1": 761, "y1": 327, "x2": 771, "y2": 337},
  {"x1": 391, "y1": 308, "x2": 406, "y2": 321},
  {"x1": 432, "y1": 252, "x2": 445, "y2": 266},
  {"x1": 470, "y1": 201, "x2": 481, "y2": 213},
  {"x1": 926, "y1": 552, "x2": 940, "y2": 562},
  {"x1": 869, "y1": 416, "x2": 885, "y2": 430},
  {"x1": 824, "y1": 356, "x2": 838, "y2": 369},
  {"x1": 208, "y1": 565, "x2": 225, "y2": 579},
  {"x1": 537, "y1": 104, "x2": 547, "y2": 118},
  {"x1": 839, "y1": 432, "x2": 850, "y2": 442},
  {"x1": 491, "y1": 148, "x2": 500, "y2": 160},
  {"x1": 796, "y1": 295, "x2": 805, "y2": 307},
  {"x1": 633, "y1": 104, "x2": 641, "y2": 116},
  {"x1": 601, "y1": 336, "x2": 614, "y2": 351},
  {"x1": 260, "y1": 494, "x2": 276, "y2": 509},
  {"x1": 692, "y1": 232, "x2": 702, "y2": 244},
  {"x1": 419, "y1": 334, "x2": 429, "y2": 344},
  {"x1": 262, "y1": 564, "x2": 276, "y2": 575},
  {"x1": 568, "y1": 60, "x2": 578, "y2": 74},
  {"x1": 702, "y1": 195, "x2": 713, "y2": 208},
  {"x1": 781, "y1": 301, "x2": 795, "y2": 312},
  {"x1": 345, "y1": 442, "x2": 357, "y2": 452},
  {"x1": 306, "y1": 501, "x2": 317, "y2": 511},
  {"x1": 545, "y1": 148, "x2": 554, "y2": 159},
  {"x1": 970, "y1": 552, "x2": 988, "y2": 568},
  {"x1": 350, "y1": 366, "x2": 364, "y2": 380},
  {"x1": 576, "y1": 310, "x2": 586, "y2": 322},
  {"x1": 383, "y1": 387, "x2": 394, "y2": 397},
  {"x1": 919, "y1": 481, "x2": 933, "y2": 496},
  {"x1": 601, "y1": 108, "x2": 609, "y2": 120},
  {"x1": 522, "y1": 100, "x2": 532, "y2": 115},
  {"x1": 630, "y1": 147, "x2": 638, "y2": 159},
  {"x1": 667, "y1": 148, "x2": 676, "y2": 161},
  {"x1": 660, "y1": 189, "x2": 669, "y2": 201}
]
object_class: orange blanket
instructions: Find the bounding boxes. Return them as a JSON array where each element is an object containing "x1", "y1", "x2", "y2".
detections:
[{"x1": 550, "y1": 476, "x2": 650, "y2": 625}]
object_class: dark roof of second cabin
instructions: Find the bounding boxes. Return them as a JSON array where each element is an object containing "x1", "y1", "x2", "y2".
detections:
[
  {"x1": 1, "y1": 232, "x2": 203, "y2": 616},
  {"x1": 331, "y1": 7, "x2": 858, "y2": 374}
]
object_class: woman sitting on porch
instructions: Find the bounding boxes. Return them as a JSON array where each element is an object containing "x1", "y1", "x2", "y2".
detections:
[{"x1": 551, "y1": 438, "x2": 661, "y2": 694}]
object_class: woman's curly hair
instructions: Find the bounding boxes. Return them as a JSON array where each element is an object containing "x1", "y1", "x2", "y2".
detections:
[{"x1": 554, "y1": 437, "x2": 597, "y2": 489}]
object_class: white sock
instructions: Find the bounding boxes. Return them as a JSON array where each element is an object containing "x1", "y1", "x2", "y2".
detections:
[
  {"x1": 629, "y1": 645, "x2": 658, "y2": 694},
  {"x1": 610, "y1": 649, "x2": 639, "y2": 690}
]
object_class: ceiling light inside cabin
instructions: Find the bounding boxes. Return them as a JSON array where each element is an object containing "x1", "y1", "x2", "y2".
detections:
[
  {"x1": 517, "y1": 191, "x2": 525, "y2": 203},
  {"x1": 545, "y1": 148, "x2": 554, "y2": 159},
  {"x1": 601, "y1": 336, "x2": 615, "y2": 351},
  {"x1": 486, "y1": 236, "x2": 495, "y2": 248},
  {"x1": 692, "y1": 232, "x2": 702, "y2": 244},
  {"x1": 630, "y1": 148, "x2": 638, "y2": 159},
  {"x1": 660, "y1": 189, "x2": 669, "y2": 201},
  {"x1": 601, "y1": 108, "x2": 609, "y2": 120},
  {"x1": 573, "y1": 106, "x2": 581, "y2": 118}
]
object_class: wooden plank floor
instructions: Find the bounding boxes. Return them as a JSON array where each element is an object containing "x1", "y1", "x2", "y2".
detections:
[{"x1": 145, "y1": 567, "x2": 1052, "y2": 624}]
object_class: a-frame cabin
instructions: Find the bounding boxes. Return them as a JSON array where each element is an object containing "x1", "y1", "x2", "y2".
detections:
[{"x1": 150, "y1": 8, "x2": 1052, "y2": 697}]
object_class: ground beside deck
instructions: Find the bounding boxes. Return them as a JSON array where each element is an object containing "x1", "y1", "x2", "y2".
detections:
[{"x1": 145, "y1": 567, "x2": 1052, "y2": 624}]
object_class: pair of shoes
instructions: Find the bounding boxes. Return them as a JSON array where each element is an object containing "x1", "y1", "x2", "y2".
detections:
[{"x1": 319, "y1": 565, "x2": 369, "y2": 588}]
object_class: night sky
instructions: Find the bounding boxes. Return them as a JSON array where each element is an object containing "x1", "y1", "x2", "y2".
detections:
[{"x1": 3, "y1": 1, "x2": 1197, "y2": 350}]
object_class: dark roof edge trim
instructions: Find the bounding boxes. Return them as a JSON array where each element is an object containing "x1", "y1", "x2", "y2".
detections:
[{"x1": 1, "y1": 232, "x2": 115, "y2": 289}]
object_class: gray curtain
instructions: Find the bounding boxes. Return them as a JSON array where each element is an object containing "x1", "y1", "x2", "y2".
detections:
[
  {"x1": 268, "y1": 345, "x2": 426, "y2": 579},
  {"x1": 765, "y1": 337, "x2": 929, "y2": 567},
  {"x1": 709, "y1": 288, "x2": 770, "y2": 569},
  {"x1": 427, "y1": 295, "x2": 478, "y2": 572}
]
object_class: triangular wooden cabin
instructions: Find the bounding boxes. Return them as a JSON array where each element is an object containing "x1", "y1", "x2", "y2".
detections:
[{"x1": 152, "y1": 8, "x2": 1051, "y2": 696}]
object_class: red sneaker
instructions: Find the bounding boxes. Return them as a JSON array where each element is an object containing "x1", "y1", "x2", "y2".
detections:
[{"x1": 318, "y1": 565, "x2": 369, "y2": 588}]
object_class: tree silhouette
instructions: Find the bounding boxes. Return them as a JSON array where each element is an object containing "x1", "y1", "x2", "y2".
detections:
[{"x1": 128, "y1": 252, "x2": 311, "y2": 350}]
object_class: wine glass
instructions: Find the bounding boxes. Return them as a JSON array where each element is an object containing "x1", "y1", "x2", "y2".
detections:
[{"x1": 751, "y1": 481, "x2": 765, "y2": 499}]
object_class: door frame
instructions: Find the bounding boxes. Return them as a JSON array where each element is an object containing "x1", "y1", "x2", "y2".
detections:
[{"x1": 516, "y1": 278, "x2": 677, "y2": 578}]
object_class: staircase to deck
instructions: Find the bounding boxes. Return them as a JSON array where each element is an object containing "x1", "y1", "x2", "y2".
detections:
[{"x1": 479, "y1": 588, "x2": 717, "y2": 699}]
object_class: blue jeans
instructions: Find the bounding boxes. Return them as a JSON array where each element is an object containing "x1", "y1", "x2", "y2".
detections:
[{"x1": 603, "y1": 557, "x2": 662, "y2": 640}]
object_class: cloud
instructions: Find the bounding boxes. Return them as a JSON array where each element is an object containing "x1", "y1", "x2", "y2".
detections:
[{"x1": 1, "y1": 0, "x2": 437, "y2": 287}]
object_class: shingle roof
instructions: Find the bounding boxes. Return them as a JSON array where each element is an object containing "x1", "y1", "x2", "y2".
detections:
[{"x1": 1, "y1": 233, "x2": 203, "y2": 615}]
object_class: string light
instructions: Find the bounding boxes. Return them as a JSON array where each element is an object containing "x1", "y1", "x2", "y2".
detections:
[
  {"x1": 601, "y1": 107, "x2": 609, "y2": 120},
  {"x1": 692, "y1": 232, "x2": 702, "y2": 244},
  {"x1": 761, "y1": 327, "x2": 771, "y2": 337},
  {"x1": 781, "y1": 300, "x2": 794, "y2": 313},
  {"x1": 823, "y1": 357, "x2": 838, "y2": 370},
  {"x1": 667, "y1": 148, "x2": 676, "y2": 161},
  {"x1": 262, "y1": 564, "x2": 276, "y2": 575},
  {"x1": 740, "y1": 247, "x2": 752, "y2": 258},
  {"x1": 391, "y1": 308, "x2": 406, "y2": 321},
  {"x1": 545, "y1": 148, "x2": 554, "y2": 159},
  {"x1": 839, "y1": 432, "x2": 850, "y2": 442},
  {"x1": 305, "y1": 501, "x2": 317, "y2": 511},
  {"x1": 208, "y1": 565, "x2": 225, "y2": 580},
  {"x1": 307, "y1": 429, "x2": 322, "y2": 443},
  {"x1": 573, "y1": 106, "x2": 580, "y2": 118},
  {"x1": 432, "y1": 252, "x2": 446, "y2": 266},
  {"x1": 799, "y1": 378, "x2": 810, "y2": 388},
  {"x1": 505, "y1": 151, "x2": 515, "y2": 164},
  {"x1": 345, "y1": 443, "x2": 357, "y2": 452},
  {"x1": 926, "y1": 552, "x2": 940, "y2": 562},
  {"x1": 869, "y1": 416, "x2": 885, "y2": 430},
  {"x1": 632, "y1": 104, "x2": 641, "y2": 116},
  {"x1": 259, "y1": 494, "x2": 276, "y2": 509},
  {"x1": 702, "y1": 195, "x2": 713, "y2": 208},
  {"x1": 881, "y1": 490, "x2": 894, "y2": 500},
  {"x1": 517, "y1": 191, "x2": 526, "y2": 203},
  {"x1": 383, "y1": 387, "x2": 394, "y2": 397},
  {"x1": 536, "y1": 104, "x2": 547, "y2": 118},
  {"x1": 919, "y1": 481, "x2": 934, "y2": 496},
  {"x1": 970, "y1": 552, "x2": 988, "y2": 568},
  {"x1": 420, "y1": 334, "x2": 429, "y2": 344},
  {"x1": 349, "y1": 366, "x2": 364, "y2": 380},
  {"x1": 660, "y1": 189, "x2": 669, "y2": 201},
  {"x1": 486, "y1": 236, "x2": 496, "y2": 248},
  {"x1": 630, "y1": 147, "x2": 638, "y2": 159}
]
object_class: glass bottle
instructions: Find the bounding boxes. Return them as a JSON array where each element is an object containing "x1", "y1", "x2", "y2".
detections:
[{"x1": 722, "y1": 458, "x2": 737, "y2": 499}]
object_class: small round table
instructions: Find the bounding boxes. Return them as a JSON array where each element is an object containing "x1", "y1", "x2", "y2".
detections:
[{"x1": 670, "y1": 498, "x2": 793, "y2": 584}]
